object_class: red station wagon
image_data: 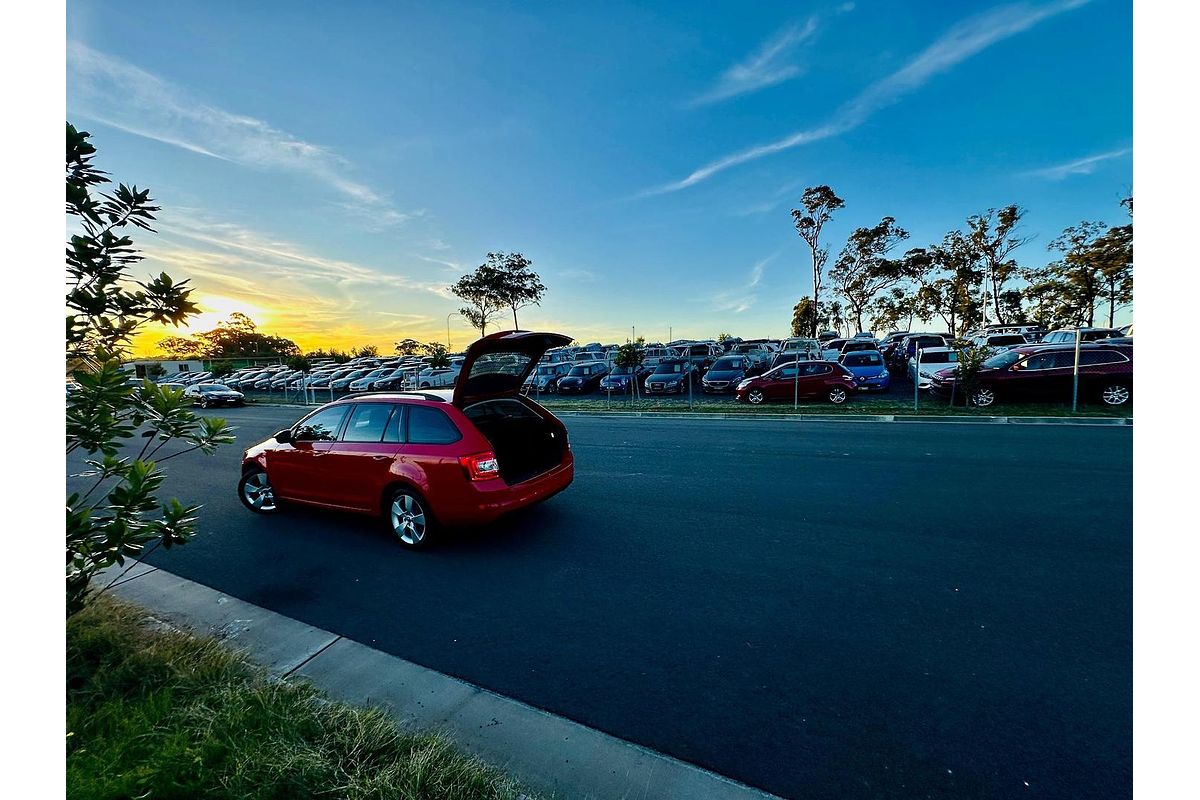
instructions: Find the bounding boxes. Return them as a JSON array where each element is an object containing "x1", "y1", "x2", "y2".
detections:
[{"x1": 238, "y1": 331, "x2": 575, "y2": 548}]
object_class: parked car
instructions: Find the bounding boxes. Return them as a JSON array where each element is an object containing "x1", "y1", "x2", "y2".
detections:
[
  {"x1": 330, "y1": 369, "x2": 373, "y2": 391},
  {"x1": 525, "y1": 362, "x2": 574, "y2": 393},
  {"x1": 839, "y1": 339, "x2": 879, "y2": 357},
  {"x1": 643, "y1": 358, "x2": 696, "y2": 395},
  {"x1": 839, "y1": 350, "x2": 891, "y2": 391},
  {"x1": 929, "y1": 343, "x2": 1133, "y2": 407},
  {"x1": 821, "y1": 339, "x2": 849, "y2": 360},
  {"x1": 778, "y1": 337, "x2": 823, "y2": 360},
  {"x1": 238, "y1": 331, "x2": 575, "y2": 548},
  {"x1": 158, "y1": 382, "x2": 187, "y2": 393},
  {"x1": 598, "y1": 363, "x2": 647, "y2": 394},
  {"x1": 734, "y1": 361, "x2": 857, "y2": 405},
  {"x1": 184, "y1": 382, "x2": 245, "y2": 408},
  {"x1": 556, "y1": 361, "x2": 610, "y2": 394},
  {"x1": 372, "y1": 367, "x2": 422, "y2": 391},
  {"x1": 349, "y1": 367, "x2": 395, "y2": 392},
  {"x1": 968, "y1": 333, "x2": 1029, "y2": 354},
  {"x1": 403, "y1": 365, "x2": 462, "y2": 390},
  {"x1": 888, "y1": 333, "x2": 949, "y2": 372},
  {"x1": 676, "y1": 342, "x2": 722, "y2": 372},
  {"x1": 1040, "y1": 327, "x2": 1123, "y2": 344},
  {"x1": 908, "y1": 347, "x2": 959, "y2": 388},
  {"x1": 731, "y1": 342, "x2": 774, "y2": 369},
  {"x1": 701, "y1": 355, "x2": 751, "y2": 393}
]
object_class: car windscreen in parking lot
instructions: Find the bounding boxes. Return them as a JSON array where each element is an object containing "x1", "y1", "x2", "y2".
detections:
[
  {"x1": 711, "y1": 358, "x2": 742, "y2": 370},
  {"x1": 843, "y1": 353, "x2": 883, "y2": 367},
  {"x1": 983, "y1": 351, "x2": 1022, "y2": 369},
  {"x1": 919, "y1": 352, "x2": 957, "y2": 364}
]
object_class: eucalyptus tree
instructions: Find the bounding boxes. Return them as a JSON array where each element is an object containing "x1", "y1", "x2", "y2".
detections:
[{"x1": 790, "y1": 186, "x2": 845, "y2": 336}]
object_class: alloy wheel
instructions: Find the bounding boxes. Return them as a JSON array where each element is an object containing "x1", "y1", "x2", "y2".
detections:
[
  {"x1": 971, "y1": 388, "x2": 996, "y2": 407},
  {"x1": 748, "y1": 389, "x2": 765, "y2": 404},
  {"x1": 828, "y1": 386, "x2": 848, "y2": 404},
  {"x1": 240, "y1": 471, "x2": 277, "y2": 512},
  {"x1": 1101, "y1": 384, "x2": 1130, "y2": 405},
  {"x1": 390, "y1": 492, "x2": 428, "y2": 546}
]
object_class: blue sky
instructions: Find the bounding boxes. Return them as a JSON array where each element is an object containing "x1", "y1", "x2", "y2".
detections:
[{"x1": 66, "y1": 0, "x2": 1132, "y2": 352}]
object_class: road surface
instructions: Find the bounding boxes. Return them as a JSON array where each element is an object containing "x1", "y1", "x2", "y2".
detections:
[{"x1": 67, "y1": 406, "x2": 1132, "y2": 799}]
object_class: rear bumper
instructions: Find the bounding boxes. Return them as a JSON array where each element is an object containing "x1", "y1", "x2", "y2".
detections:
[{"x1": 439, "y1": 452, "x2": 575, "y2": 526}]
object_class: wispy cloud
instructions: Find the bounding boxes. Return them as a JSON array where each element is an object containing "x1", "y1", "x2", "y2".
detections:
[
  {"x1": 733, "y1": 179, "x2": 807, "y2": 216},
  {"x1": 67, "y1": 41, "x2": 411, "y2": 228},
  {"x1": 710, "y1": 252, "x2": 778, "y2": 313},
  {"x1": 1025, "y1": 147, "x2": 1131, "y2": 180},
  {"x1": 687, "y1": 18, "x2": 818, "y2": 108},
  {"x1": 648, "y1": 0, "x2": 1092, "y2": 195}
]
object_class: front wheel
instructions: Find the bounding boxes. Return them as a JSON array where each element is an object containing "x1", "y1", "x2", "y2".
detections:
[
  {"x1": 747, "y1": 388, "x2": 765, "y2": 405},
  {"x1": 387, "y1": 488, "x2": 433, "y2": 548},
  {"x1": 238, "y1": 469, "x2": 278, "y2": 514},
  {"x1": 828, "y1": 386, "x2": 849, "y2": 405},
  {"x1": 197, "y1": 397, "x2": 209, "y2": 409}
]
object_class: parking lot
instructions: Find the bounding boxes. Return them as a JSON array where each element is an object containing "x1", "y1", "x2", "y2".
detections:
[{"x1": 67, "y1": 406, "x2": 1133, "y2": 799}]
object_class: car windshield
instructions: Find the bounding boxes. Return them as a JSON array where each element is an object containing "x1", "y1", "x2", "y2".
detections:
[
  {"x1": 610, "y1": 365, "x2": 634, "y2": 375},
  {"x1": 844, "y1": 354, "x2": 883, "y2": 367},
  {"x1": 200, "y1": 384, "x2": 231, "y2": 391},
  {"x1": 536, "y1": 366, "x2": 558, "y2": 375},
  {"x1": 653, "y1": 363, "x2": 684, "y2": 374},
  {"x1": 983, "y1": 351, "x2": 1022, "y2": 369},
  {"x1": 989, "y1": 335, "x2": 1026, "y2": 345},
  {"x1": 919, "y1": 351, "x2": 957, "y2": 364},
  {"x1": 710, "y1": 358, "x2": 742, "y2": 370},
  {"x1": 568, "y1": 365, "x2": 591, "y2": 376}
]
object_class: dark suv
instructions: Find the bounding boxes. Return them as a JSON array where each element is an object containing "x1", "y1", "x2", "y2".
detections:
[
  {"x1": 929, "y1": 343, "x2": 1133, "y2": 407},
  {"x1": 644, "y1": 358, "x2": 696, "y2": 394}
]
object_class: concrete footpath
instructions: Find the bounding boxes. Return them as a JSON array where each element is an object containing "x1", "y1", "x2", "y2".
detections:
[{"x1": 99, "y1": 561, "x2": 780, "y2": 800}]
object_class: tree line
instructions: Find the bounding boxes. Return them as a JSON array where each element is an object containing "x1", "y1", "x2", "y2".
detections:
[{"x1": 788, "y1": 186, "x2": 1133, "y2": 338}]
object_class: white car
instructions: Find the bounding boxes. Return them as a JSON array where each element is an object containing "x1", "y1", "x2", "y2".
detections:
[
  {"x1": 908, "y1": 347, "x2": 959, "y2": 388},
  {"x1": 402, "y1": 364, "x2": 462, "y2": 390},
  {"x1": 968, "y1": 333, "x2": 1028, "y2": 356}
]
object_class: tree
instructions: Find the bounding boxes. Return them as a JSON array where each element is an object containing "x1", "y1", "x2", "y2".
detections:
[
  {"x1": 66, "y1": 124, "x2": 233, "y2": 616},
  {"x1": 967, "y1": 205, "x2": 1031, "y2": 325},
  {"x1": 790, "y1": 298, "x2": 818, "y2": 337},
  {"x1": 715, "y1": 332, "x2": 732, "y2": 344},
  {"x1": 350, "y1": 344, "x2": 379, "y2": 359},
  {"x1": 828, "y1": 217, "x2": 914, "y2": 335},
  {"x1": 210, "y1": 362, "x2": 235, "y2": 379},
  {"x1": 157, "y1": 336, "x2": 204, "y2": 359},
  {"x1": 451, "y1": 261, "x2": 508, "y2": 337},
  {"x1": 1096, "y1": 197, "x2": 1133, "y2": 327},
  {"x1": 915, "y1": 231, "x2": 983, "y2": 336},
  {"x1": 488, "y1": 252, "x2": 547, "y2": 328},
  {"x1": 869, "y1": 286, "x2": 918, "y2": 334},
  {"x1": 422, "y1": 342, "x2": 450, "y2": 368},
  {"x1": 614, "y1": 342, "x2": 646, "y2": 399},
  {"x1": 394, "y1": 338, "x2": 422, "y2": 356},
  {"x1": 791, "y1": 186, "x2": 845, "y2": 337}
]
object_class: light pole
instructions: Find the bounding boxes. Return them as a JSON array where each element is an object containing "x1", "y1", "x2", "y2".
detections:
[
  {"x1": 446, "y1": 312, "x2": 454, "y2": 349},
  {"x1": 1071, "y1": 328, "x2": 1081, "y2": 412}
]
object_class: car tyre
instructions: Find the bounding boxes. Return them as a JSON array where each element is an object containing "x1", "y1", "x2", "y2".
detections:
[
  {"x1": 419, "y1": 382, "x2": 431, "y2": 389},
  {"x1": 828, "y1": 386, "x2": 849, "y2": 404},
  {"x1": 198, "y1": 396, "x2": 209, "y2": 409},
  {"x1": 386, "y1": 487, "x2": 434, "y2": 549},
  {"x1": 747, "y1": 388, "x2": 765, "y2": 404},
  {"x1": 238, "y1": 468, "x2": 279, "y2": 514},
  {"x1": 1101, "y1": 383, "x2": 1131, "y2": 406},
  {"x1": 970, "y1": 387, "x2": 997, "y2": 407}
]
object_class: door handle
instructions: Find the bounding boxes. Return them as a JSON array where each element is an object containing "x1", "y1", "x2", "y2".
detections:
[
  {"x1": 313, "y1": 451, "x2": 328, "y2": 457},
  {"x1": 371, "y1": 455, "x2": 391, "y2": 461}
]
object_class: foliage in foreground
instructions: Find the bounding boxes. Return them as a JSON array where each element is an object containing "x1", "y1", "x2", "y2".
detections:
[
  {"x1": 67, "y1": 599, "x2": 535, "y2": 800},
  {"x1": 67, "y1": 123, "x2": 233, "y2": 617}
]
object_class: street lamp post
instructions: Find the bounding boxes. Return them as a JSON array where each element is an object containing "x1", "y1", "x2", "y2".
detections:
[{"x1": 446, "y1": 312, "x2": 454, "y2": 349}]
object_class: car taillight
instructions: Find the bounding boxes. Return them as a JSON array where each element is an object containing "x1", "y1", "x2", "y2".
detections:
[{"x1": 458, "y1": 451, "x2": 500, "y2": 481}]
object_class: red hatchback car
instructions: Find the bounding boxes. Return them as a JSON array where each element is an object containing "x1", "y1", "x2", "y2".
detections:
[
  {"x1": 238, "y1": 331, "x2": 575, "y2": 548},
  {"x1": 734, "y1": 360, "x2": 858, "y2": 405}
]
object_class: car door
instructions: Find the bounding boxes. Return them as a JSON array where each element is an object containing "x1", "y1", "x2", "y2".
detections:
[
  {"x1": 764, "y1": 365, "x2": 799, "y2": 400},
  {"x1": 798, "y1": 362, "x2": 835, "y2": 397},
  {"x1": 266, "y1": 403, "x2": 351, "y2": 504},
  {"x1": 322, "y1": 403, "x2": 405, "y2": 511}
]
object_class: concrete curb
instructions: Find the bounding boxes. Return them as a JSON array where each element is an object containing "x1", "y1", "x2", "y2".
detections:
[{"x1": 101, "y1": 563, "x2": 781, "y2": 800}]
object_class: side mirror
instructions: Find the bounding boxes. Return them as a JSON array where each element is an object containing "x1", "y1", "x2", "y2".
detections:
[{"x1": 274, "y1": 428, "x2": 293, "y2": 443}]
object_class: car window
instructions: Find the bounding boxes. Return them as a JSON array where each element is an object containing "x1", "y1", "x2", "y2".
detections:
[
  {"x1": 1081, "y1": 350, "x2": 1129, "y2": 366},
  {"x1": 407, "y1": 405, "x2": 461, "y2": 445},
  {"x1": 920, "y1": 352, "x2": 957, "y2": 364},
  {"x1": 342, "y1": 403, "x2": 396, "y2": 443},
  {"x1": 293, "y1": 405, "x2": 350, "y2": 442}
]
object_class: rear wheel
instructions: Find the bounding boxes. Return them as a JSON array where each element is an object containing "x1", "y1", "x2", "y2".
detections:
[
  {"x1": 238, "y1": 469, "x2": 278, "y2": 514},
  {"x1": 198, "y1": 397, "x2": 209, "y2": 409},
  {"x1": 387, "y1": 487, "x2": 433, "y2": 549},
  {"x1": 828, "y1": 386, "x2": 849, "y2": 404},
  {"x1": 1101, "y1": 383, "x2": 1130, "y2": 406}
]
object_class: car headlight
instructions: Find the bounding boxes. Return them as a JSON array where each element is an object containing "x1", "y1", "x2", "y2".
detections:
[
  {"x1": 920, "y1": 371, "x2": 933, "y2": 378},
  {"x1": 667, "y1": 380, "x2": 679, "y2": 386},
  {"x1": 876, "y1": 370, "x2": 890, "y2": 378},
  {"x1": 737, "y1": 380, "x2": 751, "y2": 389}
]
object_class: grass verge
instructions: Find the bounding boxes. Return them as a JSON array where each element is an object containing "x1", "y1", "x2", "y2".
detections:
[{"x1": 67, "y1": 598, "x2": 537, "y2": 800}]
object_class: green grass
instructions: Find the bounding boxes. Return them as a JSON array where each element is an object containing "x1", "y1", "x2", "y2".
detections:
[{"x1": 67, "y1": 599, "x2": 538, "y2": 800}]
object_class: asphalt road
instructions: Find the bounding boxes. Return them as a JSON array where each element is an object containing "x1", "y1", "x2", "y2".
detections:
[{"x1": 67, "y1": 406, "x2": 1132, "y2": 800}]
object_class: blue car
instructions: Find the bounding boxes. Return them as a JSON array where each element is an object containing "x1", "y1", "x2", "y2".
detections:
[{"x1": 839, "y1": 350, "x2": 891, "y2": 391}]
